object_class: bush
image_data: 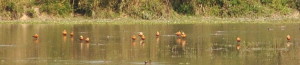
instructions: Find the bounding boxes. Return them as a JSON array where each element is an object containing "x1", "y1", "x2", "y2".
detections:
[
  {"x1": 0, "y1": 0, "x2": 299, "y2": 19},
  {"x1": 171, "y1": 0, "x2": 194, "y2": 15},
  {"x1": 25, "y1": 9, "x2": 36, "y2": 18},
  {"x1": 37, "y1": 0, "x2": 72, "y2": 16}
]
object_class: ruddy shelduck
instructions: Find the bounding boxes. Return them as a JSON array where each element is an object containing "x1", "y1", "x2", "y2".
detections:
[
  {"x1": 85, "y1": 37, "x2": 90, "y2": 43},
  {"x1": 141, "y1": 35, "x2": 146, "y2": 40},
  {"x1": 131, "y1": 35, "x2": 137, "y2": 40},
  {"x1": 138, "y1": 32, "x2": 144, "y2": 37},
  {"x1": 181, "y1": 32, "x2": 186, "y2": 38},
  {"x1": 236, "y1": 37, "x2": 241, "y2": 42},
  {"x1": 32, "y1": 34, "x2": 39, "y2": 38},
  {"x1": 79, "y1": 35, "x2": 84, "y2": 40},
  {"x1": 62, "y1": 30, "x2": 67, "y2": 36},
  {"x1": 156, "y1": 31, "x2": 160, "y2": 37},
  {"x1": 176, "y1": 31, "x2": 181, "y2": 36},
  {"x1": 70, "y1": 31, "x2": 74, "y2": 37},
  {"x1": 287, "y1": 35, "x2": 291, "y2": 41}
]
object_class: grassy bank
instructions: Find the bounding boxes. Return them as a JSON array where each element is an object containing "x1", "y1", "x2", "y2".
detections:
[
  {"x1": 1, "y1": 16, "x2": 300, "y2": 24},
  {"x1": 0, "y1": 0, "x2": 299, "y2": 20}
]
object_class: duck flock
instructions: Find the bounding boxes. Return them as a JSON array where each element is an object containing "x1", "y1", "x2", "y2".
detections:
[{"x1": 32, "y1": 30, "x2": 292, "y2": 50}]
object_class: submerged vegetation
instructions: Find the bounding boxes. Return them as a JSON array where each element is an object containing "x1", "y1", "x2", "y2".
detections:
[{"x1": 0, "y1": 0, "x2": 299, "y2": 20}]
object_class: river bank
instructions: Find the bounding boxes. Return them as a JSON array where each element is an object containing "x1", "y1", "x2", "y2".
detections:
[
  {"x1": 1, "y1": 16, "x2": 299, "y2": 24},
  {"x1": 0, "y1": 0, "x2": 299, "y2": 21}
]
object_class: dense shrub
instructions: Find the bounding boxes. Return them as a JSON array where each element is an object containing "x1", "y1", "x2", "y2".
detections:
[{"x1": 0, "y1": 0, "x2": 299, "y2": 19}]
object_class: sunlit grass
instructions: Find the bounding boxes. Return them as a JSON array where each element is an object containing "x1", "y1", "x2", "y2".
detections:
[{"x1": 0, "y1": 17, "x2": 299, "y2": 24}]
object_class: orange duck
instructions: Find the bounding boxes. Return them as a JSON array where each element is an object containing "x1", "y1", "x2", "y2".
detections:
[
  {"x1": 62, "y1": 30, "x2": 67, "y2": 36},
  {"x1": 287, "y1": 35, "x2": 291, "y2": 41},
  {"x1": 131, "y1": 35, "x2": 137, "y2": 40},
  {"x1": 156, "y1": 31, "x2": 160, "y2": 37},
  {"x1": 236, "y1": 37, "x2": 241, "y2": 42},
  {"x1": 181, "y1": 32, "x2": 186, "y2": 38},
  {"x1": 70, "y1": 31, "x2": 74, "y2": 37},
  {"x1": 141, "y1": 35, "x2": 146, "y2": 40},
  {"x1": 176, "y1": 31, "x2": 181, "y2": 36},
  {"x1": 85, "y1": 37, "x2": 90, "y2": 43},
  {"x1": 79, "y1": 35, "x2": 84, "y2": 40},
  {"x1": 138, "y1": 32, "x2": 144, "y2": 37},
  {"x1": 32, "y1": 34, "x2": 39, "y2": 38}
]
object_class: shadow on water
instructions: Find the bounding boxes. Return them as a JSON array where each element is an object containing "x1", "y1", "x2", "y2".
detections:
[{"x1": 0, "y1": 24, "x2": 300, "y2": 65}]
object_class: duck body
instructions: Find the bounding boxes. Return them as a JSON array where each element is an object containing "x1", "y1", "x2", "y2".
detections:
[
  {"x1": 62, "y1": 30, "x2": 67, "y2": 36},
  {"x1": 138, "y1": 32, "x2": 143, "y2": 37},
  {"x1": 287, "y1": 35, "x2": 291, "y2": 41},
  {"x1": 79, "y1": 35, "x2": 84, "y2": 40},
  {"x1": 131, "y1": 35, "x2": 137, "y2": 40},
  {"x1": 70, "y1": 32, "x2": 74, "y2": 37},
  {"x1": 181, "y1": 32, "x2": 186, "y2": 38},
  {"x1": 236, "y1": 37, "x2": 241, "y2": 42},
  {"x1": 156, "y1": 31, "x2": 160, "y2": 37},
  {"x1": 85, "y1": 37, "x2": 90, "y2": 43},
  {"x1": 176, "y1": 31, "x2": 181, "y2": 36},
  {"x1": 141, "y1": 35, "x2": 146, "y2": 40},
  {"x1": 33, "y1": 34, "x2": 39, "y2": 38}
]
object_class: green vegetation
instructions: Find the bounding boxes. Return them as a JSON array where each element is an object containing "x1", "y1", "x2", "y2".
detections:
[
  {"x1": 0, "y1": 0, "x2": 299, "y2": 20},
  {"x1": 0, "y1": 17, "x2": 299, "y2": 24}
]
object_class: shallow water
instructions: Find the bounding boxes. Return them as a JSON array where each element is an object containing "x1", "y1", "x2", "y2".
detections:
[{"x1": 0, "y1": 23, "x2": 300, "y2": 65}]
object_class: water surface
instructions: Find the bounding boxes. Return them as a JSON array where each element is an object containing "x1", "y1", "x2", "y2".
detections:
[{"x1": 0, "y1": 23, "x2": 300, "y2": 65}]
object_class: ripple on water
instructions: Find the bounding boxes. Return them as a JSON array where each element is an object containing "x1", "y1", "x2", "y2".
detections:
[
  {"x1": 211, "y1": 48, "x2": 225, "y2": 51},
  {"x1": 130, "y1": 62, "x2": 145, "y2": 65},
  {"x1": 81, "y1": 60, "x2": 111, "y2": 64},
  {"x1": 211, "y1": 31, "x2": 227, "y2": 36},
  {"x1": 130, "y1": 61, "x2": 167, "y2": 65},
  {"x1": 90, "y1": 43, "x2": 105, "y2": 46},
  {"x1": 0, "y1": 44, "x2": 14, "y2": 47},
  {"x1": 161, "y1": 35, "x2": 176, "y2": 36},
  {"x1": 246, "y1": 48, "x2": 289, "y2": 51}
]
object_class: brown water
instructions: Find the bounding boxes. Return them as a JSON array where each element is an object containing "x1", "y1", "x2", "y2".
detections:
[{"x1": 0, "y1": 24, "x2": 300, "y2": 65}]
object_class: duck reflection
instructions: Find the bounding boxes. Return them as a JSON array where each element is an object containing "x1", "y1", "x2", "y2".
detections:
[
  {"x1": 181, "y1": 39, "x2": 187, "y2": 47},
  {"x1": 70, "y1": 36, "x2": 74, "y2": 43},
  {"x1": 286, "y1": 41, "x2": 292, "y2": 48},
  {"x1": 86, "y1": 42, "x2": 90, "y2": 48},
  {"x1": 79, "y1": 42, "x2": 90, "y2": 60},
  {"x1": 170, "y1": 37, "x2": 187, "y2": 57},
  {"x1": 131, "y1": 41, "x2": 137, "y2": 46},
  {"x1": 80, "y1": 42, "x2": 84, "y2": 50},
  {"x1": 140, "y1": 40, "x2": 145, "y2": 47},
  {"x1": 63, "y1": 36, "x2": 67, "y2": 43},
  {"x1": 80, "y1": 42, "x2": 90, "y2": 50},
  {"x1": 176, "y1": 38, "x2": 181, "y2": 44},
  {"x1": 236, "y1": 44, "x2": 241, "y2": 50},
  {"x1": 33, "y1": 39, "x2": 39, "y2": 44},
  {"x1": 156, "y1": 37, "x2": 160, "y2": 43},
  {"x1": 175, "y1": 38, "x2": 187, "y2": 47}
]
